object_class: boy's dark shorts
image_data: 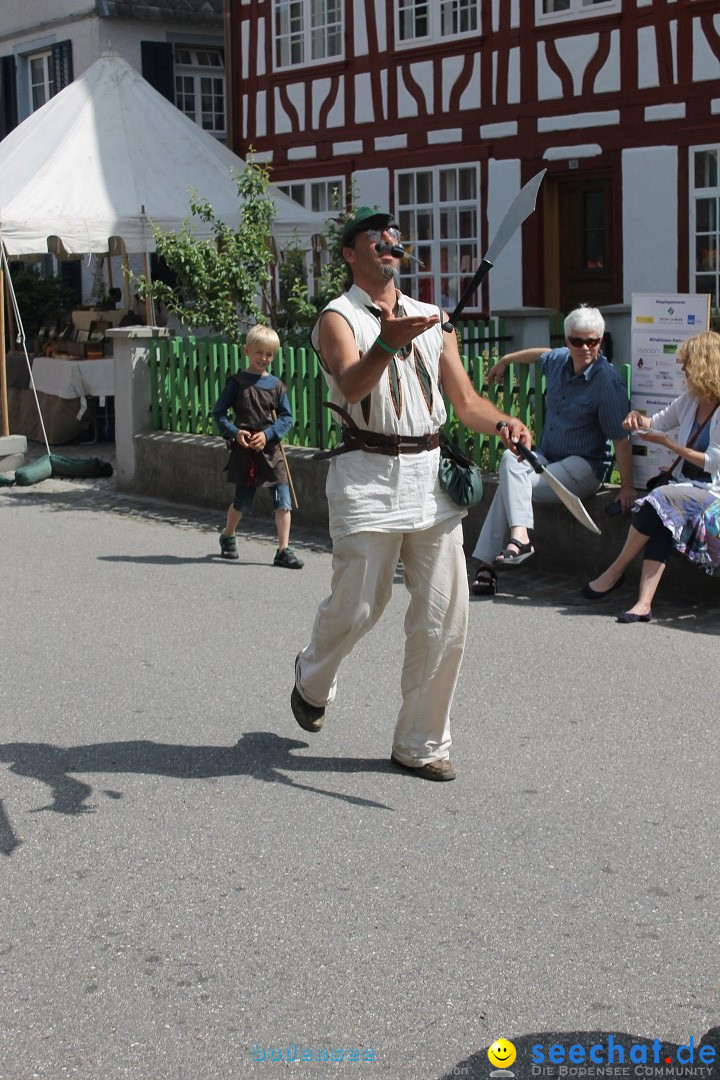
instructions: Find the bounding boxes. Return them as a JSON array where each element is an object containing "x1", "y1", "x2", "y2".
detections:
[{"x1": 233, "y1": 483, "x2": 292, "y2": 513}]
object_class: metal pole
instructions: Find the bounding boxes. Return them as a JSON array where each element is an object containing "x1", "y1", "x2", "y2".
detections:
[{"x1": 0, "y1": 270, "x2": 7, "y2": 437}]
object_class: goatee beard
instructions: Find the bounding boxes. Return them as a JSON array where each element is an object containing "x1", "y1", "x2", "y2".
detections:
[{"x1": 380, "y1": 265, "x2": 399, "y2": 283}]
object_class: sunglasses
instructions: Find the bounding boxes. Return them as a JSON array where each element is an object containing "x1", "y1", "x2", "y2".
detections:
[
  {"x1": 362, "y1": 227, "x2": 401, "y2": 243},
  {"x1": 567, "y1": 336, "x2": 602, "y2": 348}
]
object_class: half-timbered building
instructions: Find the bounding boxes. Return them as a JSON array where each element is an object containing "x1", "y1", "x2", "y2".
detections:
[{"x1": 226, "y1": 0, "x2": 720, "y2": 323}]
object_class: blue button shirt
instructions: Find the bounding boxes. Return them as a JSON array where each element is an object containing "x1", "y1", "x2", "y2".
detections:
[{"x1": 539, "y1": 348, "x2": 630, "y2": 479}]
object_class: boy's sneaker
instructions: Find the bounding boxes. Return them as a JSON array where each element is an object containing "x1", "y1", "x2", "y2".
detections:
[
  {"x1": 274, "y1": 546, "x2": 304, "y2": 569},
  {"x1": 219, "y1": 533, "x2": 239, "y2": 560}
]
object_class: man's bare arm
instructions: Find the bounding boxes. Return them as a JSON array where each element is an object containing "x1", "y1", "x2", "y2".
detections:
[
  {"x1": 440, "y1": 327, "x2": 531, "y2": 448},
  {"x1": 317, "y1": 304, "x2": 440, "y2": 403},
  {"x1": 487, "y1": 347, "x2": 548, "y2": 385}
]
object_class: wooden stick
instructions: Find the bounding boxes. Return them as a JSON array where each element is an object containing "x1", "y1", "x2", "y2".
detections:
[{"x1": 273, "y1": 410, "x2": 299, "y2": 509}]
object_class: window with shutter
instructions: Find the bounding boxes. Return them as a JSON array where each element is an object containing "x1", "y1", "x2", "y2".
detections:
[
  {"x1": 0, "y1": 55, "x2": 18, "y2": 138},
  {"x1": 141, "y1": 41, "x2": 175, "y2": 104},
  {"x1": 50, "y1": 40, "x2": 73, "y2": 95}
]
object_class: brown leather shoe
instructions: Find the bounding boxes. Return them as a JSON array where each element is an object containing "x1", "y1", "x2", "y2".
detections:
[
  {"x1": 291, "y1": 654, "x2": 325, "y2": 732},
  {"x1": 291, "y1": 685, "x2": 325, "y2": 732},
  {"x1": 390, "y1": 753, "x2": 456, "y2": 781}
]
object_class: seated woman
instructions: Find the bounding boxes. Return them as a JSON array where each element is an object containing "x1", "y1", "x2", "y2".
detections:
[
  {"x1": 581, "y1": 331, "x2": 720, "y2": 622},
  {"x1": 470, "y1": 304, "x2": 634, "y2": 596}
]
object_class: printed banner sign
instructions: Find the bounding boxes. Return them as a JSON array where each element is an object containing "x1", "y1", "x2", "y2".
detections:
[{"x1": 630, "y1": 294, "x2": 710, "y2": 487}]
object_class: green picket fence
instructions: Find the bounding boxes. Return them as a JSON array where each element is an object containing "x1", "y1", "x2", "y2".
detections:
[{"x1": 147, "y1": 321, "x2": 630, "y2": 474}]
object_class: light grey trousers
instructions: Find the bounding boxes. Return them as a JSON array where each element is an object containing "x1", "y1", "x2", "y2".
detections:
[
  {"x1": 296, "y1": 517, "x2": 469, "y2": 767},
  {"x1": 472, "y1": 448, "x2": 601, "y2": 563}
]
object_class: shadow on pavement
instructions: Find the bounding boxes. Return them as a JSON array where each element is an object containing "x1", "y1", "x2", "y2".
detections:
[
  {"x1": 442, "y1": 1028, "x2": 720, "y2": 1080},
  {"x1": 97, "y1": 553, "x2": 270, "y2": 566},
  {"x1": 0, "y1": 732, "x2": 396, "y2": 854},
  {"x1": 468, "y1": 566, "x2": 720, "y2": 637},
  {"x1": 4, "y1": 482, "x2": 333, "y2": 552}
]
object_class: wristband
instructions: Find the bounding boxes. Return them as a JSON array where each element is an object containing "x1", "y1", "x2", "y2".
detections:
[{"x1": 375, "y1": 336, "x2": 397, "y2": 355}]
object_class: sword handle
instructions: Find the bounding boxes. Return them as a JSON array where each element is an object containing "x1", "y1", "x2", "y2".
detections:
[
  {"x1": 513, "y1": 437, "x2": 544, "y2": 475},
  {"x1": 495, "y1": 420, "x2": 543, "y2": 474},
  {"x1": 442, "y1": 258, "x2": 494, "y2": 332}
]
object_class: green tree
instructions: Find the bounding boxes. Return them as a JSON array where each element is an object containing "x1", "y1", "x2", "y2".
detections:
[
  {"x1": 10, "y1": 267, "x2": 76, "y2": 340},
  {"x1": 274, "y1": 197, "x2": 352, "y2": 348},
  {"x1": 132, "y1": 156, "x2": 276, "y2": 344}
]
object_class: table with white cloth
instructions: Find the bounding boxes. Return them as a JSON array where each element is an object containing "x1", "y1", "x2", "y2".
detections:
[
  {"x1": 8, "y1": 355, "x2": 115, "y2": 444},
  {"x1": 31, "y1": 355, "x2": 115, "y2": 409}
]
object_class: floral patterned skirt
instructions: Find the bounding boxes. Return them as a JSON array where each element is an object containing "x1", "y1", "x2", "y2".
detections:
[{"x1": 635, "y1": 483, "x2": 720, "y2": 575}]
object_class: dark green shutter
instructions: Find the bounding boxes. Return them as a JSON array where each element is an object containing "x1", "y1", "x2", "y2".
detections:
[
  {"x1": 0, "y1": 55, "x2": 18, "y2": 138},
  {"x1": 141, "y1": 41, "x2": 175, "y2": 103},
  {"x1": 50, "y1": 40, "x2": 73, "y2": 96}
]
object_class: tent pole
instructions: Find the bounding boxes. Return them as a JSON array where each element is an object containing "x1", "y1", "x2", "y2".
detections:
[
  {"x1": 0, "y1": 270, "x2": 8, "y2": 437},
  {"x1": 4, "y1": 266, "x2": 15, "y2": 351},
  {"x1": 121, "y1": 253, "x2": 132, "y2": 311},
  {"x1": 143, "y1": 251, "x2": 153, "y2": 326}
]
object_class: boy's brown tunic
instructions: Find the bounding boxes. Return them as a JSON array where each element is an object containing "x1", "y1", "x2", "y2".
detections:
[{"x1": 225, "y1": 372, "x2": 289, "y2": 487}]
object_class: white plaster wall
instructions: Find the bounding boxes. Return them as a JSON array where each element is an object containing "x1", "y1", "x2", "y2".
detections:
[
  {"x1": 0, "y1": 0, "x2": 81, "y2": 35},
  {"x1": 595, "y1": 29, "x2": 620, "y2": 94},
  {"x1": 275, "y1": 82, "x2": 304, "y2": 133},
  {"x1": 352, "y1": 168, "x2": 390, "y2": 214},
  {"x1": 442, "y1": 54, "x2": 481, "y2": 113},
  {"x1": 242, "y1": 15, "x2": 266, "y2": 77},
  {"x1": 555, "y1": 34, "x2": 600, "y2": 96},
  {"x1": 490, "y1": 0, "x2": 520, "y2": 32},
  {"x1": 622, "y1": 147, "x2": 678, "y2": 304},
  {"x1": 399, "y1": 61, "x2": 433, "y2": 117},
  {"x1": 537, "y1": 29, "x2": 620, "y2": 100},
  {"x1": 693, "y1": 15, "x2": 720, "y2": 82},
  {"x1": 353, "y1": 0, "x2": 387, "y2": 54},
  {"x1": 355, "y1": 72, "x2": 374, "y2": 124},
  {"x1": 506, "y1": 46, "x2": 520, "y2": 105},
  {"x1": 537, "y1": 43, "x2": 563, "y2": 101},
  {"x1": 487, "y1": 159, "x2": 522, "y2": 311},
  {"x1": 637, "y1": 25, "x2": 660, "y2": 89}
]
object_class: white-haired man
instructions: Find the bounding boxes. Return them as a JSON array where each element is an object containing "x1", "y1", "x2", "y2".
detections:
[{"x1": 470, "y1": 305, "x2": 636, "y2": 594}]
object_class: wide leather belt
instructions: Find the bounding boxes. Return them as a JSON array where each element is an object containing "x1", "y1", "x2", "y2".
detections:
[{"x1": 313, "y1": 402, "x2": 440, "y2": 460}]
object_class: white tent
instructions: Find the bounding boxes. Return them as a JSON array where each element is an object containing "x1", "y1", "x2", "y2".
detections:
[{"x1": 0, "y1": 51, "x2": 327, "y2": 256}]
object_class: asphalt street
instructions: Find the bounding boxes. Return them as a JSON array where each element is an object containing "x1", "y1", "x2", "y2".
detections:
[{"x1": 2, "y1": 461, "x2": 720, "y2": 1080}]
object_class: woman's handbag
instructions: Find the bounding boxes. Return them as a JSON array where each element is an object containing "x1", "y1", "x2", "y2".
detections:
[
  {"x1": 644, "y1": 404, "x2": 718, "y2": 491},
  {"x1": 438, "y1": 434, "x2": 484, "y2": 507},
  {"x1": 645, "y1": 469, "x2": 677, "y2": 492}
]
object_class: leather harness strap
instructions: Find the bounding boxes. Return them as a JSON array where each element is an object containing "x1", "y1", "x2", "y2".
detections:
[{"x1": 313, "y1": 402, "x2": 440, "y2": 460}]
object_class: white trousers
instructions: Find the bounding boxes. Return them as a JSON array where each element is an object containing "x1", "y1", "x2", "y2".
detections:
[
  {"x1": 296, "y1": 517, "x2": 469, "y2": 767},
  {"x1": 472, "y1": 448, "x2": 601, "y2": 563}
]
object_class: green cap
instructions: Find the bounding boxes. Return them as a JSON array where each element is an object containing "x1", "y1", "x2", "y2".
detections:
[{"x1": 341, "y1": 206, "x2": 396, "y2": 246}]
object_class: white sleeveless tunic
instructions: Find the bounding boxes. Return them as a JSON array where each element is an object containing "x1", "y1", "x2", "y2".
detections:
[{"x1": 311, "y1": 284, "x2": 462, "y2": 541}]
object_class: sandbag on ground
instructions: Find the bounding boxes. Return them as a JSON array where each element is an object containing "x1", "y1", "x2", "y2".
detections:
[
  {"x1": 49, "y1": 454, "x2": 113, "y2": 479},
  {"x1": 13, "y1": 455, "x2": 53, "y2": 485},
  {"x1": 12, "y1": 453, "x2": 113, "y2": 486}
]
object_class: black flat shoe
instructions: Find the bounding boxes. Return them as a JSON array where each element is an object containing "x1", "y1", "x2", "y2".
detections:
[
  {"x1": 471, "y1": 561, "x2": 497, "y2": 596},
  {"x1": 616, "y1": 611, "x2": 652, "y2": 623},
  {"x1": 580, "y1": 573, "x2": 625, "y2": 600}
]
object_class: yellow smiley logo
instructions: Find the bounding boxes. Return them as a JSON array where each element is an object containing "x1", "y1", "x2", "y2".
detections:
[{"x1": 488, "y1": 1039, "x2": 517, "y2": 1069}]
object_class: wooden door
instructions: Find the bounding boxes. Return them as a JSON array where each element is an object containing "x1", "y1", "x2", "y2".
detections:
[{"x1": 557, "y1": 175, "x2": 616, "y2": 312}]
